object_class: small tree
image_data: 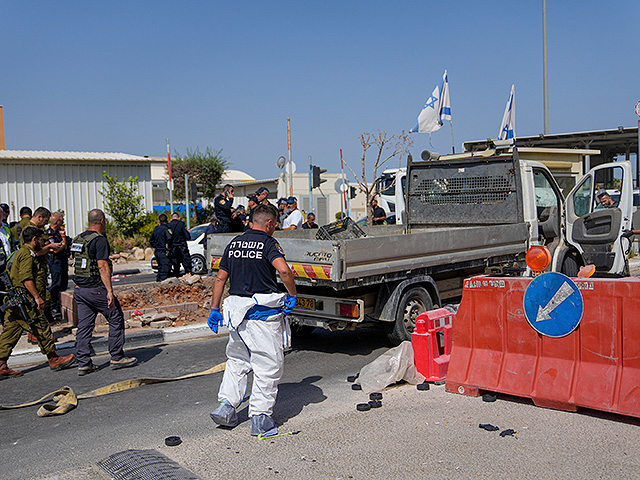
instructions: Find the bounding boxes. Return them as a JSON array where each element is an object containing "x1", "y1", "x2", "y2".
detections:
[
  {"x1": 170, "y1": 147, "x2": 229, "y2": 201},
  {"x1": 99, "y1": 172, "x2": 145, "y2": 237},
  {"x1": 343, "y1": 130, "x2": 413, "y2": 224}
]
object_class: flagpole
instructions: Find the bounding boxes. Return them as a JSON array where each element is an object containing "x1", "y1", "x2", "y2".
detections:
[
  {"x1": 449, "y1": 120, "x2": 455, "y2": 154},
  {"x1": 340, "y1": 149, "x2": 346, "y2": 218}
]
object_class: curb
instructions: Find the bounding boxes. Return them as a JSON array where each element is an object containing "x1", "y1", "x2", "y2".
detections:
[{"x1": 8, "y1": 323, "x2": 227, "y2": 368}]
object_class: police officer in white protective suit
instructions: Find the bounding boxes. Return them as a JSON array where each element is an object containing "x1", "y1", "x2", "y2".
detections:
[{"x1": 208, "y1": 204, "x2": 297, "y2": 437}]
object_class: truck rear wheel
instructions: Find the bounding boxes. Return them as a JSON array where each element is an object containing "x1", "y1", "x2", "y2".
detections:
[{"x1": 388, "y1": 287, "x2": 433, "y2": 345}]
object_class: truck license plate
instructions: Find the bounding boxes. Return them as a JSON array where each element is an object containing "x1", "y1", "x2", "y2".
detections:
[{"x1": 297, "y1": 297, "x2": 316, "y2": 310}]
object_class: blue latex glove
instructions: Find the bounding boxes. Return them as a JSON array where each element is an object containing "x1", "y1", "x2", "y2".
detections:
[
  {"x1": 208, "y1": 308, "x2": 223, "y2": 333},
  {"x1": 282, "y1": 295, "x2": 297, "y2": 316}
]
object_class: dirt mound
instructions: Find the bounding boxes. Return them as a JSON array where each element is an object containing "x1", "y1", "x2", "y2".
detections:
[{"x1": 116, "y1": 276, "x2": 218, "y2": 310}]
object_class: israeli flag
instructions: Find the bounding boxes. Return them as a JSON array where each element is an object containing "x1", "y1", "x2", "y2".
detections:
[
  {"x1": 498, "y1": 84, "x2": 516, "y2": 140},
  {"x1": 410, "y1": 70, "x2": 451, "y2": 133}
]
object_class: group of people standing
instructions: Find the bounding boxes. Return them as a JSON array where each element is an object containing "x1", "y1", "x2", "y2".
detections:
[
  {"x1": 211, "y1": 184, "x2": 318, "y2": 234},
  {"x1": 149, "y1": 212, "x2": 193, "y2": 282},
  {"x1": 0, "y1": 207, "x2": 137, "y2": 378}
]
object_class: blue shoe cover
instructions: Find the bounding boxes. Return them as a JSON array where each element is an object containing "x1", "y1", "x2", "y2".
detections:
[
  {"x1": 250, "y1": 414, "x2": 278, "y2": 437},
  {"x1": 210, "y1": 402, "x2": 238, "y2": 427}
]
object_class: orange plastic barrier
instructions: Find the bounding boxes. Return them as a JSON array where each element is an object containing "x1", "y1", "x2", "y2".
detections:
[
  {"x1": 445, "y1": 275, "x2": 640, "y2": 418},
  {"x1": 412, "y1": 308, "x2": 453, "y2": 382}
]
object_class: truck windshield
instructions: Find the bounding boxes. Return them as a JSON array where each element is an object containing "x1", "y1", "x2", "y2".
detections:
[
  {"x1": 378, "y1": 174, "x2": 396, "y2": 196},
  {"x1": 534, "y1": 171, "x2": 560, "y2": 208}
]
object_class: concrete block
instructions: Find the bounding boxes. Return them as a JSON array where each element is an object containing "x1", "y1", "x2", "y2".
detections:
[
  {"x1": 183, "y1": 274, "x2": 201, "y2": 285},
  {"x1": 150, "y1": 320, "x2": 172, "y2": 329}
]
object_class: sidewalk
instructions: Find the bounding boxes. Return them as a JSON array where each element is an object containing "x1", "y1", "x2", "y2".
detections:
[
  {"x1": 8, "y1": 320, "x2": 226, "y2": 368},
  {"x1": 7, "y1": 259, "x2": 221, "y2": 368}
]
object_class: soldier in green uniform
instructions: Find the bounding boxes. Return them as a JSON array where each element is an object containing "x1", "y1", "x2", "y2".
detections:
[
  {"x1": 19, "y1": 207, "x2": 64, "y2": 329},
  {"x1": 0, "y1": 227, "x2": 75, "y2": 378},
  {"x1": 10, "y1": 206, "x2": 32, "y2": 250}
]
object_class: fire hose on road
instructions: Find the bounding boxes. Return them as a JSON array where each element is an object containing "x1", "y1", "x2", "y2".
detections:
[{"x1": 0, "y1": 361, "x2": 226, "y2": 417}]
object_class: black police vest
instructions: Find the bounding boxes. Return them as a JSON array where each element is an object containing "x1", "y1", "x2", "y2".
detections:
[{"x1": 71, "y1": 232, "x2": 112, "y2": 278}]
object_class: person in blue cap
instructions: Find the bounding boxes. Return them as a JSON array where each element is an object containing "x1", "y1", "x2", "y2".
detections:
[
  {"x1": 255, "y1": 186, "x2": 270, "y2": 206},
  {"x1": 282, "y1": 197, "x2": 303, "y2": 230}
]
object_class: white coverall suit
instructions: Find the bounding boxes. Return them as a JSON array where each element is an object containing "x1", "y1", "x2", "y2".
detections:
[{"x1": 218, "y1": 292, "x2": 290, "y2": 417}]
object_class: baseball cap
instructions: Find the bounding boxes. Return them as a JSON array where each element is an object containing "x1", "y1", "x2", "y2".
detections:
[
  {"x1": 0, "y1": 203, "x2": 9, "y2": 214},
  {"x1": 255, "y1": 187, "x2": 270, "y2": 195},
  {"x1": 277, "y1": 197, "x2": 287, "y2": 205},
  {"x1": 596, "y1": 190, "x2": 609, "y2": 199},
  {"x1": 287, "y1": 196, "x2": 297, "y2": 204},
  {"x1": 247, "y1": 195, "x2": 259, "y2": 203}
]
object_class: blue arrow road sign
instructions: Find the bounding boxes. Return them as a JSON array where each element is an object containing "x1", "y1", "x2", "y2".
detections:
[{"x1": 523, "y1": 272, "x2": 583, "y2": 338}]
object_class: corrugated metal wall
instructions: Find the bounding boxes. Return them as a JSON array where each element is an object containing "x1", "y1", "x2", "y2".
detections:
[{"x1": 0, "y1": 161, "x2": 153, "y2": 237}]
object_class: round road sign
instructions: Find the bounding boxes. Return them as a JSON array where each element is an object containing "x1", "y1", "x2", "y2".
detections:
[
  {"x1": 523, "y1": 272, "x2": 583, "y2": 338},
  {"x1": 635, "y1": 100, "x2": 640, "y2": 118}
]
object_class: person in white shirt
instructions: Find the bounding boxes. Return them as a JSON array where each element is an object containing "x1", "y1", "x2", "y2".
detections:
[{"x1": 282, "y1": 197, "x2": 303, "y2": 230}]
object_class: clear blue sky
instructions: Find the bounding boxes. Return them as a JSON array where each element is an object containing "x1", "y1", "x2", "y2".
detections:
[{"x1": 2, "y1": 1, "x2": 638, "y2": 180}]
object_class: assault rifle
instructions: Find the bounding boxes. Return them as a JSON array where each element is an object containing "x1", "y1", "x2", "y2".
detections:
[{"x1": 0, "y1": 271, "x2": 37, "y2": 328}]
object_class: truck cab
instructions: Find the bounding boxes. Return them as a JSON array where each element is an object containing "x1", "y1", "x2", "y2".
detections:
[{"x1": 377, "y1": 168, "x2": 406, "y2": 224}]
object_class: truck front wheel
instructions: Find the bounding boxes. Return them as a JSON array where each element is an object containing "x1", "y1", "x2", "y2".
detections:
[
  {"x1": 561, "y1": 254, "x2": 579, "y2": 277},
  {"x1": 388, "y1": 287, "x2": 433, "y2": 345}
]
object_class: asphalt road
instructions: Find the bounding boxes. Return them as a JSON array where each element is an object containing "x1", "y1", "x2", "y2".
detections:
[{"x1": 2, "y1": 328, "x2": 640, "y2": 480}]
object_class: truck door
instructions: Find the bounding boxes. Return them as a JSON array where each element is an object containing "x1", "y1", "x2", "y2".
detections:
[{"x1": 565, "y1": 162, "x2": 633, "y2": 275}]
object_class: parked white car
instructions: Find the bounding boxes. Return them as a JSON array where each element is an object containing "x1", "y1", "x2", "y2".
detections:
[{"x1": 151, "y1": 223, "x2": 210, "y2": 275}]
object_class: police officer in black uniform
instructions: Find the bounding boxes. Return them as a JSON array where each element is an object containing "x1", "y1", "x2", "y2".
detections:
[
  {"x1": 168, "y1": 212, "x2": 192, "y2": 277},
  {"x1": 150, "y1": 213, "x2": 173, "y2": 281},
  {"x1": 71, "y1": 209, "x2": 137, "y2": 376},
  {"x1": 214, "y1": 184, "x2": 234, "y2": 233}
]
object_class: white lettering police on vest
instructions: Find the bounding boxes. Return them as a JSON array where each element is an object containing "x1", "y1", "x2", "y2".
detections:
[{"x1": 228, "y1": 241, "x2": 265, "y2": 260}]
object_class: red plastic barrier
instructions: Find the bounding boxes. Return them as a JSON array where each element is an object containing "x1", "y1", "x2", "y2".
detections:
[
  {"x1": 412, "y1": 308, "x2": 453, "y2": 382},
  {"x1": 445, "y1": 275, "x2": 640, "y2": 418}
]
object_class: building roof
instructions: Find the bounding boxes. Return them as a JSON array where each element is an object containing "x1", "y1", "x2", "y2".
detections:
[
  {"x1": 222, "y1": 169, "x2": 257, "y2": 182},
  {"x1": 224, "y1": 177, "x2": 279, "y2": 188},
  {"x1": 0, "y1": 150, "x2": 153, "y2": 162}
]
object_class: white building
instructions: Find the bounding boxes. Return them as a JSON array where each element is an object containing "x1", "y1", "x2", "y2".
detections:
[{"x1": 0, "y1": 150, "x2": 153, "y2": 236}]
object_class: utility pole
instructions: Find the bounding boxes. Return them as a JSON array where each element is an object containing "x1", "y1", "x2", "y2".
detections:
[
  {"x1": 543, "y1": 0, "x2": 550, "y2": 134},
  {"x1": 184, "y1": 174, "x2": 190, "y2": 229},
  {"x1": 308, "y1": 155, "x2": 313, "y2": 217},
  {"x1": 287, "y1": 118, "x2": 293, "y2": 196},
  {"x1": 167, "y1": 138, "x2": 174, "y2": 216}
]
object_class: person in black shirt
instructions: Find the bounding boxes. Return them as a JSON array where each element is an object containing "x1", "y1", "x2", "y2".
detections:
[
  {"x1": 301, "y1": 212, "x2": 319, "y2": 229},
  {"x1": 150, "y1": 214, "x2": 173, "y2": 281},
  {"x1": 72, "y1": 209, "x2": 137, "y2": 375},
  {"x1": 169, "y1": 213, "x2": 192, "y2": 277},
  {"x1": 208, "y1": 204, "x2": 297, "y2": 437},
  {"x1": 46, "y1": 212, "x2": 70, "y2": 321},
  {"x1": 214, "y1": 184, "x2": 234, "y2": 233},
  {"x1": 371, "y1": 198, "x2": 387, "y2": 225}
]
